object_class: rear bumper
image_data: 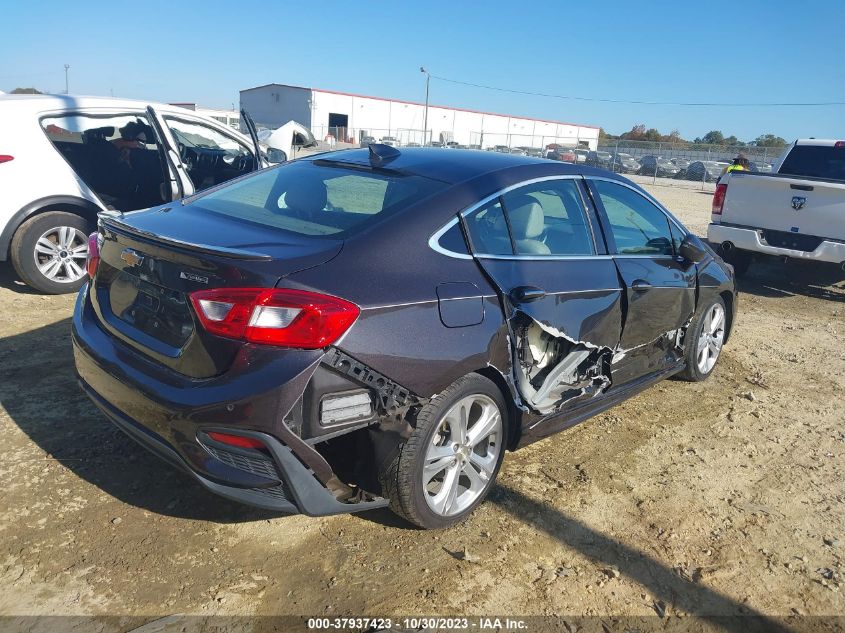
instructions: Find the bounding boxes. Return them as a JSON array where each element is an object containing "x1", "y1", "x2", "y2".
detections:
[
  {"x1": 707, "y1": 223, "x2": 845, "y2": 264},
  {"x1": 72, "y1": 285, "x2": 387, "y2": 517}
]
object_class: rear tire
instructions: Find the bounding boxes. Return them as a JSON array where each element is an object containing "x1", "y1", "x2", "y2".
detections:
[
  {"x1": 719, "y1": 246, "x2": 752, "y2": 277},
  {"x1": 10, "y1": 211, "x2": 92, "y2": 294},
  {"x1": 380, "y1": 374, "x2": 508, "y2": 529},
  {"x1": 678, "y1": 296, "x2": 727, "y2": 382}
]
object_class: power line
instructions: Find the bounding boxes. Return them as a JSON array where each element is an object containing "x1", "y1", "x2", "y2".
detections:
[{"x1": 429, "y1": 73, "x2": 845, "y2": 108}]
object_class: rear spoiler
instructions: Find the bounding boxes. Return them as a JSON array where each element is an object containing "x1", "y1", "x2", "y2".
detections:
[{"x1": 100, "y1": 216, "x2": 273, "y2": 261}]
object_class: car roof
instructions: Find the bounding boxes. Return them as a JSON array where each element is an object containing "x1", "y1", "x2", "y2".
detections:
[
  {"x1": 304, "y1": 147, "x2": 566, "y2": 183},
  {"x1": 794, "y1": 138, "x2": 842, "y2": 146},
  {"x1": 299, "y1": 147, "x2": 624, "y2": 184},
  {"x1": 0, "y1": 93, "x2": 212, "y2": 118}
]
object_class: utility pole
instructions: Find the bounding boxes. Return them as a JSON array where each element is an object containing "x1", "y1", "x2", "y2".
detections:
[
  {"x1": 420, "y1": 67, "x2": 430, "y2": 146},
  {"x1": 64, "y1": 64, "x2": 70, "y2": 94}
]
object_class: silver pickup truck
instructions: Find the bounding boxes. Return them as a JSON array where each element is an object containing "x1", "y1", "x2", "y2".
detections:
[{"x1": 707, "y1": 139, "x2": 845, "y2": 275}]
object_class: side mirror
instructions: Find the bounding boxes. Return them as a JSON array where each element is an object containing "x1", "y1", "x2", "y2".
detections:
[
  {"x1": 679, "y1": 233, "x2": 708, "y2": 263},
  {"x1": 265, "y1": 148, "x2": 287, "y2": 164}
]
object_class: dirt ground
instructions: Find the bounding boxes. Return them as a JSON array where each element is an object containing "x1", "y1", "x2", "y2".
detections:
[{"x1": 1, "y1": 184, "x2": 843, "y2": 631}]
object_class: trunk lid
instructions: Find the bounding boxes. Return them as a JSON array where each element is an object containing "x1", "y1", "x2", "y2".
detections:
[
  {"x1": 91, "y1": 205, "x2": 342, "y2": 378},
  {"x1": 722, "y1": 172, "x2": 845, "y2": 242}
]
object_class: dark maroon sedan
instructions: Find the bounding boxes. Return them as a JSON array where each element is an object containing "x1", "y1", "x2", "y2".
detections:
[{"x1": 73, "y1": 146, "x2": 736, "y2": 529}]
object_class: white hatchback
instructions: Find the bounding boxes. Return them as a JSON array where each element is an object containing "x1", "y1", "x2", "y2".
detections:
[{"x1": 0, "y1": 95, "x2": 270, "y2": 293}]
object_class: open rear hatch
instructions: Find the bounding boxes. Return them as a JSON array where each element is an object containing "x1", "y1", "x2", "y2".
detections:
[{"x1": 90, "y1": 205, "x2": 342, "y2": 378}]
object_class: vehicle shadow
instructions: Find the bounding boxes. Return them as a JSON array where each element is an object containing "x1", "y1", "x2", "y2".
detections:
[
  {"x1": 0, "y1": 317, "x2": 277, "y2": 523},
  {"x1": 488, "y1": 484, "x2": 792, "y2": 633},
  {"x1": 0, "y1": 263, "x2": 40, "y2": 294},
  {"x1": 738, "y1": 257, "x2": 845, "y2": 303}
]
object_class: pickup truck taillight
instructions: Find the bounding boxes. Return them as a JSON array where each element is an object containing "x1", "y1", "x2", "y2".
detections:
[
  {"x1": 712, "y1": 183, "x2": 727, "y2": 215},
  {"x1": 189, "y1": 287, "x2": 360, "y2": 349},
  {"x1": 0, "y1": 155, "x2": 14, "y2": 164},
  {"x1": 835, "y1": 141, "x2": 845, "y2": 149}
]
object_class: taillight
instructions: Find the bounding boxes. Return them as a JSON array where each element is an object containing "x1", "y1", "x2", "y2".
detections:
[
  {"x1": 834, "y1": 141, "x2": 845, "y2": 149},
  {"x1": 189, "y1": 287, "x2": 359, "y2": 349},
  {"x1": 712, "y1": 183, "x2": 727, "y2": 215},
  {"x1": 206, "y1": 431, "x2": 266, "y2": 450},
  {"x1": 0, "y1": 155, "x2": 13, "y2": 164},
  {"x1": 86, "y1": 232, "x2": 100, "y2": 277}
]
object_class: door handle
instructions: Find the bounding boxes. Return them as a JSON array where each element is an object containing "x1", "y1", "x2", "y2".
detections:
[
  {"x1": 631, "y1": 279, "x2": 652, "y2": 292},
  {"x1": 509, "y1": 285, "x2": 546, "y2": 303}
]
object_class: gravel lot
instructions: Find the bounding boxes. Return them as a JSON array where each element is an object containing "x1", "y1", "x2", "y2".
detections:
[{"x1": 1, "y1": 183, "x2": 843, "y2": 631}]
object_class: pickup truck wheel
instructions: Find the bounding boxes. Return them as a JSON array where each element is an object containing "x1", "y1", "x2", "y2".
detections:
[
  {"x1": 380, "y1": 374, "x2": 508, "y2": 529},
  {"x1": 10, "y1": 211, "x2": 92, "y2": 294},
  {"x1": 678, "y1": 297, "x2": 727, "y2": 382},
  {"x1": 719, "y1": 247, "x2": 752, "y2": 277}
]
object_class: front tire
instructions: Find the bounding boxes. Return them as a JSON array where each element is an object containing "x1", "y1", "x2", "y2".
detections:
[
  {"x1": 381, "y1": 374, "x2": 508, "y2": 529},
  {"x1": 678, "y1": 297, "x2": 727, "y2": 382},
  {"x1": 10, "y1": 211, "x2": 92, "y2": 294}
]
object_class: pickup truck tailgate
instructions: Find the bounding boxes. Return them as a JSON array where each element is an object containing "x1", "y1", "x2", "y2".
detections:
[{"x1": 722, "y1": 172, "x2": 845, "y2": 242}]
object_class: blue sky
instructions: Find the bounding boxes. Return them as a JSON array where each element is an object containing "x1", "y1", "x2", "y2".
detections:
[{"x1": 2, "y1": 0, "x2": 843, "y2": 141}]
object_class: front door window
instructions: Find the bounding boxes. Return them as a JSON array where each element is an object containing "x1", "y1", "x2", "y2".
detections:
[{"x1": 163, "y1": 117, "x2": 256, "y2": 192}]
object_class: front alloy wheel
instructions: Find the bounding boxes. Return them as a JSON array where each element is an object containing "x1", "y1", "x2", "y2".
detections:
[
  {"x1": 696, "y1": 302, "x2": 725, "y2": 374},
  {"x1": 678, "y1": 296, "x2": 728, "y2": 382}
]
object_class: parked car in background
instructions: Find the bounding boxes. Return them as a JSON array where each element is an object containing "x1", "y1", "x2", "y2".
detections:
[
  {"x1": 73, "y1": 145, "x2": 736, "y2": 529},
  {"x1": 380, "y1": 136, "x2": 400, "y2": 147},
  {"x1": 547, "y1": 147, "x2": 577, "y2": 163},
  {"x1": 509, "y1": 148, "x2": 528, "y2": 156},
  {"x1": 638, "y1": 156, "x2": 680, "y2": 178},
  {"x1": 428, "y1": 141, "x2": 445, "y2": 148},
  {"x1": 609, "y1": 152, "x2": 641, "y2": 174},
  {"x1": 709, "y1": 139, "x2": 845, "y2": 276},
  {"x1": 748, "y1": 161, "x2": 773, "y2": 173},
  {"x1": 573, "y1": 149, "x2": 588, "y2": 164},
  {"x1": 491, "y1": 145, "x2": 509, "y2": 153},
  {"x1": 406, "y1": 142, "x2": 421, "y2": 148},
  {"x1": 0, "y1": 94, "x2": 298, "y2": 293},
  {"x1": 586, "y1": 151, "x2": 613, "y2": 169},
  {"x1": 359, "y1": 135, "x2": 376, "y2": 147},
  {"x1": 671, "y1": 158, "x2": 691, "y2": 178},
  {"x1": 685, "y1": 161, "x2": 724, "y2": 182}
]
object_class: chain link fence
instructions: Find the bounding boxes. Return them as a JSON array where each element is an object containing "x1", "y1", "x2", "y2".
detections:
[
  {"x1": 259, "y1": 121, "x2": 788, "y2": 193},
  {"x1": 593, "y1": 138, "x2": 788, "y2": 191}
]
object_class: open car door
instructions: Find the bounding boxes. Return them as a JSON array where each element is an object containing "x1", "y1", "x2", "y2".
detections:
[
  {"x1": 145, "y1": 106, "x2": 195, "y2": 200},
  {"x1": 240, "y1": 108, "x2": 266, "y2": 168}
]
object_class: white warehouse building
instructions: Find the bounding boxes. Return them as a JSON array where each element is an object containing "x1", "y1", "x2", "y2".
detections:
[{"x1": 240, "y1": 83, "x2": 599, "y2": 151}]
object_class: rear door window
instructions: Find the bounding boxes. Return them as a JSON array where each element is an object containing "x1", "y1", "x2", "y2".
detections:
[
  {"x1": 779, "y1": 145, "x2": 845, "y2": 181},
  {"x1": 464, "y1": 199, "x2": 513, "y2": 255},
  {"x1": 41, "y1": 113, "x2": 169, "y2": 211},
  {"x1": 500, "y1": 179, "x2": 594, "y2": 256}
]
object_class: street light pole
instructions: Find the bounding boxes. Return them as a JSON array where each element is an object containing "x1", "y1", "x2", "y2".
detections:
[
  {"x1": 64, "y1": 64, "x2": 70, "y2": 94},
  {"x1": 420, "y1": 67, "x2": 429, "y2": 146}
]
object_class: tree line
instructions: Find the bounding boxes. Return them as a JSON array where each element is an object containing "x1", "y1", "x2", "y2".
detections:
[{"x1": 599, "y1": 124, "x2": 788, "y2": 148}]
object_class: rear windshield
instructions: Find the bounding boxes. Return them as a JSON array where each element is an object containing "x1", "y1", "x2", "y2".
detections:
[
  {"x1": 189, "y1": 160, "x2": 447, "y2": 237},
  {"x1": 780, "y1": 145, "x2": 845, "y2": 181}
]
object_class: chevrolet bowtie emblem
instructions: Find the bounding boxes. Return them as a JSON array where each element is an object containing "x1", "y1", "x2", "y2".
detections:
[
  {"x1": 791, "y1": 196, "x2": 806, "y2": 211},
  {"x1": 120, "y1": 248, "x2": 144, "y2": 267}
]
